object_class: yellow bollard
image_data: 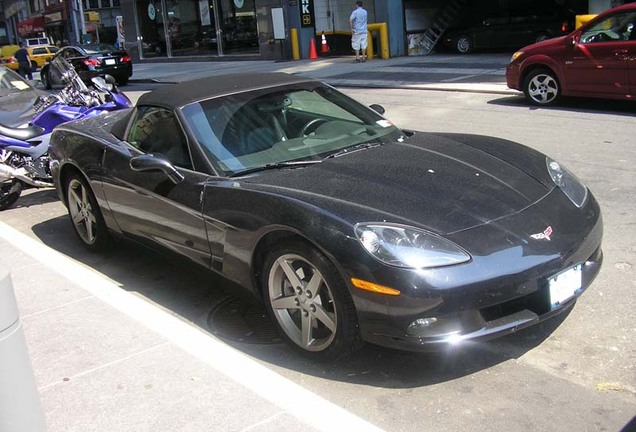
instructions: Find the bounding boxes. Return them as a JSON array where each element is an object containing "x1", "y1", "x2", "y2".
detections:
[
  {"x1": 366, "y1": 23, "x2": 389, "y2": 60},
  {"x1": 575, "y1": 14, "x2": 596, "y2": 29},
  {"x1": 291, "y1": 27, "x2": 300, "y2": 60}
]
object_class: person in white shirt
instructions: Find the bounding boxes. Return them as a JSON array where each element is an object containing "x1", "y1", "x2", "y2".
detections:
[{"x1": 349, "y1": 1, "x2": 368, "y2": 62}]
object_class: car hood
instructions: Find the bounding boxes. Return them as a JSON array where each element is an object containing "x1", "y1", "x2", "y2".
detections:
[
  {"x1": 0, "y1": 88, "x2": 47, "y2": 127},
  {"x1": 242, "y1": 132, "x2": 554, "y2": 234},
  {"x1": 518, "y1": 34, "x2": 568, "y2": 53}
]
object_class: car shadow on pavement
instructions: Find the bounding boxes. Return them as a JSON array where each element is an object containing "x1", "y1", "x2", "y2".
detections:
[
  {"x1": 489, "y1": 95, "x2": 636, "y2": 116},
  {"x1": 31, "y1": 214, "x2": 570, "y2": 390},
  {"x1": 10, "y1": 188, "x2": 58, "y2": 209}
]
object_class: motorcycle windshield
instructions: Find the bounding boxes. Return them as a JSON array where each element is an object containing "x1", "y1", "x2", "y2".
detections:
[{"x1": 49, "y1": 56, "x2": 88, "y2": 93}]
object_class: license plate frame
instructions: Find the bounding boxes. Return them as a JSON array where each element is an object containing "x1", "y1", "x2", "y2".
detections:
[{"x1": 548, "y1": 264, "x2": 582, "y2": 309}]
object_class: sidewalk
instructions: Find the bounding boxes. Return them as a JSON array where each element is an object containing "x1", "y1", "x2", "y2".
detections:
[
  {"x1": 0, "y1": 219, "x2": 385, "y2": 432},
  {"x1": 129, "y1": 53, "x2": 520, "y2": 95}
]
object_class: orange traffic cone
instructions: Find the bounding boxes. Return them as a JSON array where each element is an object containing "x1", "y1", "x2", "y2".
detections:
[
  {"x1": 309, "y1": 37, "x2": 318, "y2": 60},
  {"x1": 321, "y1": 31, "x2": 329, "y2": 53}
]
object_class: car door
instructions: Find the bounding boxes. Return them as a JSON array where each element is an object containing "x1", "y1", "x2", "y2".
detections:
[
  {"x1": 565, "y1": 11, "x2": 634, "y2": 97},
  {"x1": 100, "y1": 105, "x2": 214, "y2": 268}
]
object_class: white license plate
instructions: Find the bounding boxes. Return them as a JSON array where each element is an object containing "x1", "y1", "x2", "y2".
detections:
[
  {"x1": 104, "y1": 58, "x2": 116, "y2": 65},
  {"x1": 548, "y1": 264, "x2": 582, "y2": 308}
]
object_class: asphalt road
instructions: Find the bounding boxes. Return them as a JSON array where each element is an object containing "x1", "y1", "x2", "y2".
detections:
[{"x1": 1, "y1": 85, "x2": 634, "y2": 432}]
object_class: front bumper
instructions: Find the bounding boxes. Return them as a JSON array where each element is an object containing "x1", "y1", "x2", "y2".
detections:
[{"x1": 348, "y1": 189, "x2": 603, "y2": 352}]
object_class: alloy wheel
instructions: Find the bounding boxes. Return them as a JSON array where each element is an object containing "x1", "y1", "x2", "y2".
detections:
[
  {"x1": 526, "y1": 72, "x2": 559, "y2": 105},
  {"x1": 68, "y1": 178, "x2": 98, "y2": 245},
  {"x1": 267, "y1": 253, "x2": 337, "y2": 352}
]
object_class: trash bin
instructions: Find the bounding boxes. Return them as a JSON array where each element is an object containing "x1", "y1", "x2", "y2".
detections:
[{"x1": 0, "y1": 265, "x2": 46, "y2": 431}]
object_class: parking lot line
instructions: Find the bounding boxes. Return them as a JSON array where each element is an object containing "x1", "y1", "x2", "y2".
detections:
[{"x1": 0, "y1": 221, "x2": 385, "y2": 432}]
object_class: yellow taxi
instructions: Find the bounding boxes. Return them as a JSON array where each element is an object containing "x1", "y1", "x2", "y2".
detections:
[
  {"x1": 0, "y1": 45, "x2": 20, "y2": 66},
  {"x1": 3, "y1": 45, "x2": 59, "y2": 71}
]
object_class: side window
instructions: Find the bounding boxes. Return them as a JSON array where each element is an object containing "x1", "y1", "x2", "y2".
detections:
[
  {"x1": 32, "y1": 48, "x2": 46, "y2": 55},
  {"x1": 127, "y1": 106, "x2": 193, "y2": 169},
  {"x1": 580, "y1": 12, "x2": 636, "y2": 43}
]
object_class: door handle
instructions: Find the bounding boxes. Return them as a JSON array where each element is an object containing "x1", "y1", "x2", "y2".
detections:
[{"x1": 613, "y1": 49, "x2": 628, "y2": 60}]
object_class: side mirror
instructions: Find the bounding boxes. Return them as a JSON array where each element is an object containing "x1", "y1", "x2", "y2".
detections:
[
  {"x1": 103, "y1": 74, "x2": 116, "y2": 85},
  {"x1": 369, "y1": 104, "x2": 385, "y2": 115},
  {"x1": 91, "y1": 76, "x2": 113, "y2": 92},
  {"x1": 130, "y1": 154, "x2": 184, "y2": 184}
]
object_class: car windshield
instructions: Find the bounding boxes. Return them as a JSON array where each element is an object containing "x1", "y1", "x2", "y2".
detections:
[
  {"x1": 181, "y1": 83, "x2": 404, "y2": 176},
  {"x1": 80, "y1": 43, "x2": 117, "y2": 54},
  {"x1": 0, "y1": 68, "x2": 33, "y2": 94}
]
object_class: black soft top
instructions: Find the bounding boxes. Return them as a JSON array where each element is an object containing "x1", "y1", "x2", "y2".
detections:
[{"x1": 137, "y1": 72, "x2": 314, "y2": 109}]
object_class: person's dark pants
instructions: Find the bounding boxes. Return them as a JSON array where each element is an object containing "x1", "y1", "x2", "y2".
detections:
[{"x1": 18, "y1": 63, "x2": 33, "y2": 80}]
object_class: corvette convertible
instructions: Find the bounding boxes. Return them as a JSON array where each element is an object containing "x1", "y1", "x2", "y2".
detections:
[{"x1": 49, "y1": 73, "x2": 603, "y2": 360}]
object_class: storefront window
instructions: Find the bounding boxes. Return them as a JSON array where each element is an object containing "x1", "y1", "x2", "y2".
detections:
[
  {"x1": 135, "y1": 0, "x2": 258, "y2": 58},
  {"x1": 217, "y1": 0, "x2": 258, "y2": 54},
  {"x1": 136, "y1": 0, "x2": 168, "y2": 57},
  {"x1": 165, "y1": 0, "x2": 217, "y2": 56}
]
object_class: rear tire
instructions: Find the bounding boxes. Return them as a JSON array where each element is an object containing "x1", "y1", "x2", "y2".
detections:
[
  {"x1": 522, "y1": 68, "x2": 560, "y2": 106},
  {"x1": 65, "y1": 173, "x2": 110, "y2": 251},
  {"x1": 262, "y1": 240, "x2": 361, "y2": 361},
  {"x1": 455, "y1": 35, "x2": 473, "y2": 54},
  {"x1": 0, "y1": 180, "x2": 23, "y2": 211}
]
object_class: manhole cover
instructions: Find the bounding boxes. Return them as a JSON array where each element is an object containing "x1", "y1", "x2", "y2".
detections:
[{"x1": 206, "y1": 296, "x2": 282, "y2": 345}]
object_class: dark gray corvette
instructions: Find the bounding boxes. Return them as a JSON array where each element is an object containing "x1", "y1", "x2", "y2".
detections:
[{"x1": 49, "y1": 73, "x2": 602, "y2": 359}]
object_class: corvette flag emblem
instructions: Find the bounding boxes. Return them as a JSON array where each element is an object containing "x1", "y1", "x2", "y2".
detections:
[{"x1": 530, "y1": 226, "x2": 553, "y2": 241}]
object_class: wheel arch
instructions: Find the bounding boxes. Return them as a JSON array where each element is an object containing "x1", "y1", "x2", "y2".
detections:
[
  {"x1": 57, "y1": 162, "x2": 87, "y2": 207},
  {"x1": 251, "y1": 229, "x2": 340, "y2": 299},
  {"x1": 518, "y1": 57, "x2": 564, "y2": 92}
]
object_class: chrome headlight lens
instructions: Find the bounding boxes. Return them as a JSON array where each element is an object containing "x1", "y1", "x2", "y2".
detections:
[
  {"x1": 546, "y1": 157, "x2": 588, "y2": 207},
  {"x1": 354, "y1": 223, "x2": 471, "y2": 269}
]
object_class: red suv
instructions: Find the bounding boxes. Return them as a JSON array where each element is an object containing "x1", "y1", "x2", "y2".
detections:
[{"x1": 506, "y1": 3, "x2": 636, "y2": 105}]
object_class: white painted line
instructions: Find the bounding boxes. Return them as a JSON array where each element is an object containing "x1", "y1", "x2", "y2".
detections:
[{"x1": 0, "y1": 221, "x2": 385, "y2": 432}]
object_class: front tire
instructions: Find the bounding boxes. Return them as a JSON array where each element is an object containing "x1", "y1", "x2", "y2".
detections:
[
  {"x1": 523, "y1": 68, "x2": 560, "y2": 106},
  {"x1": 41, "y1": 68, "x2": 51, "y2": 89},
  {"x1": 262, "y1": 241, "x2": 361, "y2": 360},
  {"x1": 65, "y1": 173, "x2": 110, "y2": 251},
  {"x1": 0, "y1": 180, "x2": 23, "y2": 211}
]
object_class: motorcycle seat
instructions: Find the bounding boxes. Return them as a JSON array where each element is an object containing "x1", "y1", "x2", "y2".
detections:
[{"x1": 0, "y1": 124, "x2": 46, "y2": 141}]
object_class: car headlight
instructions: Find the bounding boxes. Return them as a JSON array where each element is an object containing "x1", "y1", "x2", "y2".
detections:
[
  {"x1": 510, "y1": 51, "x2": 524, "y2": 62},
  {"x1": 354, "y1": 223, "x2": 471, "y2": 269},
  {"x1": 546, "y1": 157, "x2": 588, "y2": 207}
]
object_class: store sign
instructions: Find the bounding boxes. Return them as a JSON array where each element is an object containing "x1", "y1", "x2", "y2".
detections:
[
  {"x1": 300, "y1": 0, "x2": 314, "y2": 28},
  {"x1": 44, "y1": 12, "x2": 63, "y2": 25},
  {"x1": 17, "y1": 17, "x2": 45, "y2": 35}
]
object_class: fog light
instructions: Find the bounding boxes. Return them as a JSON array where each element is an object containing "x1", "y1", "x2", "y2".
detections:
[{"x1": 406, "y1": 317, "x2": 438, "y2": 337}]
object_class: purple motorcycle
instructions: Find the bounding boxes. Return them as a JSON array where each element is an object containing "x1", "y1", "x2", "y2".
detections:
[{"x1": 0, "y1": 56, "x2": 132, "y2": 210}]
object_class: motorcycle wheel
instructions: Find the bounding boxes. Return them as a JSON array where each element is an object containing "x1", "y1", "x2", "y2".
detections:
[{"x1": 0, "y1": 180, "x2": 23, "y2": 211}]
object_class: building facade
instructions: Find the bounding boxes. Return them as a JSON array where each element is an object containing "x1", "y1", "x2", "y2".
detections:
[{"x1": 0, "y1": 0, "x2": 627, "y2": 60}]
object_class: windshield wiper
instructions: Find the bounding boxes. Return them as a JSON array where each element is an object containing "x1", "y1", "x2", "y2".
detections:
[
  {"x1": 228, "y1": 160, "x2": 322, "y2": 178},
  {"x1": 323, "y1": 142, "x2": 383, "y2": 160}
]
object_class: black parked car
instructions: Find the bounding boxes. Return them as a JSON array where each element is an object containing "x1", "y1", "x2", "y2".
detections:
[
  {"x1": 49, "y1": 73, "x2": 602, "y2": 360},
  {"x1": 444, "y1": 14, "x2": 572, "y2": 54},
  {"x1": 40, "y1": 44, "x2": 132, "y2": 88}
]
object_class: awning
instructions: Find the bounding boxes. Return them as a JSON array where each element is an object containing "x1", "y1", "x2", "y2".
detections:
[{"x1": 17, "y1": 17, "x2": 45, "y2": 36}]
